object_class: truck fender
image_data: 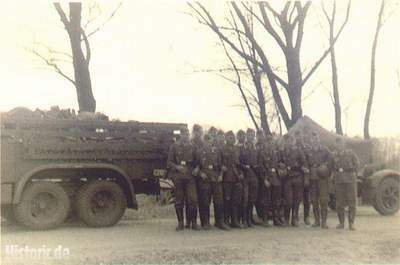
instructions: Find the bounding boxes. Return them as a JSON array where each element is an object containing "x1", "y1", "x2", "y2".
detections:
[
  {"x1": 367, "y1": 169, "x2": 400, "y2": 190},
  {"x1": 12, "y1": 163, "x2": 138, "y2": 209}
]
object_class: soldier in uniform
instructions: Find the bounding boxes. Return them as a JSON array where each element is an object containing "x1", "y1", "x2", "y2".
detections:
[
  {"x1": 239, "y1": 128, "x2": 260, "y2": 228},
  {"x1": 216, "y1": 129, "x2": 226, "y2": 149},
  {"x1": 167, "y1": 128, "x2": 198, "y2": 231},
  {"x1": 308, "y1": 132, "x2": 332, "y2": 228},
  {"x1": 281, "y1": 134, "x2": 306, "y2": 227},
  {"x1": 259, "y1": 134, "x2": 283, "y2": 226},
  {"x1": 294, "y1": 131, "x2": 311, "y2": 225},
  {"x1": 331, "y1": 137, "x2": 359, "y2": 231},
  {"x1": 195, "y1": 130, "x2": 230, "y2": 230},
  {"x1": 236, "y1": 130, "x2": 248, "y2": 228},
  {"x1": 221, "y1": 131, "x2": 243, "y2": 228},
  {"x1": 191, "y1": 124, "x2": 205, "y2": 229}
]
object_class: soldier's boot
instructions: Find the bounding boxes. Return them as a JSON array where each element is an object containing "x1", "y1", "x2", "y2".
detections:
[
  {"x1": 202, "y1": 206, "x2": 212, "y2": 230},
  {"x1": 311, "y1": 205, "x2": 321, "y2": 228},
  {"x1": 214, "y1": 204, "x2": 229, "y2": 230},
  {"x1": 291, "y1": 211, "x2": 299, "y2": 227},
  {"x1": 185, "y1": 206, "x2": 191, "y2": 229},
  {"x1": 247, "y1": 204, "x2": 254, "y2": 228},
  {"x1": 278, "y1": 207, "x2": 285, "y2": 225},
  {"x1": 231, "y1": 206, "x2": 243, "y2": 228},
  {"x1": 348, "y1": 207, "x2": 356, "y2": 231},
  {"x1": 321, "y1": 208, "x2": 329, "y2": 229},
  {"x1": 241, "y1": 206, "x2": 249, "y2": 228},
  {"x1": 336, "y1": 211, "x2": 345, "y2": 229},
  {"x1": 283, "y1": 207, "x2": 291, "y2": 227},
  {"x1": 223, "y1": 203, "x2": 231, "y2": 227},
  {"x1": 198, "y1": 205, "x2": 205, "y2": 228},
  {"x1": 190, "y1": 207, "x2": 201, "y2": 231},
  {"x1": 175, "y1": 206, "x2": 184, "y2": 231},
  {"x1": 272, "y1": 209, "x2": 282, "y2": 226},
  {"x1": 304, "y1": 205, "x2": 310, "y2": 225}
]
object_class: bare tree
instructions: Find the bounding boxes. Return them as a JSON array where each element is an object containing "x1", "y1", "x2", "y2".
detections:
[
  {"x1": 29, "y1": 2, "x2": 121, "y2": 113},
  {"x1": 364, "y1": 0, "x2": 386, "y2": 140},
  {"x1": 323, "y1": 0, "x2": 351, "y2": 135},
  {"x1": 189, "y1": 1, "x2": 350, "y2": 129}
]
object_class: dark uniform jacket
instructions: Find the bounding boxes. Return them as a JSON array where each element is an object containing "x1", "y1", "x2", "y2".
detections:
[
  {"x1": 282, "y1": 145, "x2": 306, "y2": 180},
  {"x1": 197, "y1": 142, "x2": 222, "y2": 182},
  {"x1": 258, "y1": 142, "x2": 280, "y2": 186},
  {"x1": 240, "y1": 142, "x2": 259, "y2": 179},
  {"x1": 221, "y1": 144, "x2": 241, "y2": 182},
  {"x1": 308, "y1": 145, "x2": 331, "y2": 179},
  {"x1": 330, "y1": 149, "x2": 359, "y2": 183},
  {"x1": 167, "y1": 141, "x2": 195, "y2": 179}
]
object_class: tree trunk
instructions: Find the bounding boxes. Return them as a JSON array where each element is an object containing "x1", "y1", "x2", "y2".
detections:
[
  {"x1": 285, "y1": 47, "x2": 303, "y2": 126},
  {"x1": 68, "y1": 3, "x2": 96, "y2": 112},
  {"x1": 329, "y1": 13, "x2": 343, "y2": 135},
  {"x1": 364, "y1": 0, "x2": 385, "y2": 140},
  {"x1": 253, "y1": 68, "x2": 271, "y2": 135}
]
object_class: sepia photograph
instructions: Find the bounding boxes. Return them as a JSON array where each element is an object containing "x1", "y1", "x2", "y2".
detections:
[{"x1": 1, "y1": 1, "x2": 399, "y2": 264}]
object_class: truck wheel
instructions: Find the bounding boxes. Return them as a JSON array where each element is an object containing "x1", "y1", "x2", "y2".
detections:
[
  {"x1": 373, "y1": 177, "x2": 399, "y2": 215},
  {"x1": 13, "y1": 182, "x2": 70, "y2": 230},
  {"x1": 76, "y1": 181, "x2": 126, "y2": 227}
]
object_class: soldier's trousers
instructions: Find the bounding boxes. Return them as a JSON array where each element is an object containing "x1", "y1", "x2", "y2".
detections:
[
  {"x1": 197, "y1": 179, "x2": 224, "y2": 226},
  {"x1": 223, "y1": 182, "x2": 243, "y2": 225},
  {"x1": 257, "y1": 180, "x2": 272, "y2": 220},
  {"x1": 283, "y1": 176, "x2": 303, "y2": 223},
  {"x1": 172, "y1": 177, "x2": 198, "y2": 224},
  {"x1": 303, "y1": 185, "x2": 310, "y2": 220},
  {"x1": 271, "y1": 185, "x2": 282, "y2": 218},
  {"x1": 335, "y1": 182, "x2": 357, "y2": 224},
  {"x1": 310, "y1": 178, "x2": 329, "y2": 223}
]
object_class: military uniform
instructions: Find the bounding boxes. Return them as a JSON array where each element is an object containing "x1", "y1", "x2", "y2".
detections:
[
  {"x1": 300, "y1": 141, "x2": 312, "y2": 225},
  {"x1": 239, "y1": 141, "x2": 259, "y2": 227},
  {"x1": 195, "y1": 140, "x2": 229, "y2": 230},
  {"x1": 167, "y1": 139, "x2": 198, "y2": 230},
  {"x1": 331, "y1": 147, "x2": 359, "y2": 230},
  {"x1": 281, "y1": 143, "x2": 306, "y2": 226},
  {"x1": 258, "y1": 139, "x2": 281, "y2": 226},
  {"x1": 308, "y1": 144, "x2": 332, "y2": 228},
  {"x1": 221, "y1": 137, "x2": 243, "y2": 228}
]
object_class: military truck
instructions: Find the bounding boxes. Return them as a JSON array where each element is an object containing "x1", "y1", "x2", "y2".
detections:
[
  {"x1": 288, "y1": 116, "x2": 400, "y2": 216},
  {"x1": 1, "y1": 109, "x2": 186, "y2": 229}
]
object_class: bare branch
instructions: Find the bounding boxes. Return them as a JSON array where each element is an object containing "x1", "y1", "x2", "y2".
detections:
[
  {"x1": 86, "y1": 2, "x2": 122, "y2": 38},
  {"x1": 28, "y1": 48, "x2": 75, "y2": 85},
  {"x1": 81, "y1": 28, "x2": 91, "y2": 64},
  {"x1": 302, "y1": 0, "x2": 351, "y2": 86}
]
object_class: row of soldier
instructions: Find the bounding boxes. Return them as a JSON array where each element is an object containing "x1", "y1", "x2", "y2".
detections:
[{"x1": 167, "y1": 124, "x2": 359, "y2": 232}]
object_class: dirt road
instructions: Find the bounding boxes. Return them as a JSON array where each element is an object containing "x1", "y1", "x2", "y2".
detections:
[{"x1": 1, "y1": 200, "x2": 399, "y2": 265}]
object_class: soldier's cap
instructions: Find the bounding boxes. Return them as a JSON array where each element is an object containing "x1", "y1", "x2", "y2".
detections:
[
  {"x1": 294, "y1": 130, "x2": 302, "y2": 136},
  {"x1": 311, "y1": 131, "x2": 319, "y2": 137},
  {"x1": 236, "y1": 129, "x2": 245, "y2": 137},
  {"x1": 217, "y1": 129, "x2": 225, "y2": 136},
  {"x1": 246, "y1": 128, "x2": 255, "y2": 134},
  {"x1": 208, "y1": 126, "x2": 217, "y2": 135},
  {"x1": 181, "y1": 128, "x2": 190, "y2": 135},
  {"x1": 225, "y1": 130, "x2": 235, "y2": 138},
  {"x1": 256, "y1": 129, "x2": 264, "y2": 136},
  {"x1": 192, "y1": 124, "x2": 202, "y2": 132}
]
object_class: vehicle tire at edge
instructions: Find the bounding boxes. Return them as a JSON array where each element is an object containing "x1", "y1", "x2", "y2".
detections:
[
  {"x1": 373, "y1": 177, "x2": 399, "y2": 216},
  {"x1": 13, "y1": 182, "x2": 71, "y2": 230},
  {"x1": 75, "y1": 180, "x2": 126, "y2": 227}
]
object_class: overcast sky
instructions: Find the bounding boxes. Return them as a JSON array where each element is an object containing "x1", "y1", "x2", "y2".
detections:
[{"x1": 0, "y1": 0, "x2": 399, "y2": 137}]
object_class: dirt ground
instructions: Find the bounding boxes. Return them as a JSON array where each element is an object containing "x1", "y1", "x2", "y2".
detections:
[{"x1": 1, "y1": 195, "x2": 399, "y2": 265}]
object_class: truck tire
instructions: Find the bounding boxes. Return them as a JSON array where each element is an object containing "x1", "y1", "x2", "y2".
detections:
[
  {"x1": 13, "y1": 182, "x2": 71, "y2": 230},
  {"x1": 373, "y1": 177, "x2": 399, "y2": 215},
  {"x1": 76, "y1": 180, "x2": 126, "y2": 227}
]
